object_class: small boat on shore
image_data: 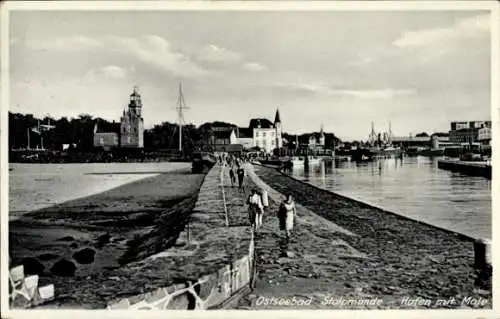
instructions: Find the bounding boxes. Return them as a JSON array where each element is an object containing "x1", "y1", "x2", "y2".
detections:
[
  {"x1": 191, "y1": 152, "x2": 216, "y2": 173},
  {"x1": 291, "y1": 155, "x2": 321, "y2": 167},
  {"x1": 334, "y1": 155, "x2": 351, "y2": 162},
  {"x1": 419, "y1": 148, "x2": 445, "y2": 157},
  {"x1": 350, "y1": 148, "x2": 375, "y2": 162}
]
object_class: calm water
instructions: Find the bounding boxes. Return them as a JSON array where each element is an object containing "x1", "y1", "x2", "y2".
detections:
[
  {"x1": 292, "y1": 156, "x2": 491, "y2": 240},
  {"x1": 9, "y1": 162, "x2": 190, "y2": 220}
]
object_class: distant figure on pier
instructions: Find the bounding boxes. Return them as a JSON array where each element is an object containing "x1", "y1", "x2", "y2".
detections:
[
  {"x1": 229, "y1": 166, "x2": 236, "y2": 187},
  {"x1": 237, "y1": 166, "x2": 245, "y2": 188},
  {"x1": 257, "y1": 189, "x2": 269, "y2": 229},
  {"x1": 248, "y1": 189, "x2": 264, "y2": 231},
  {"x1": 278, "y1": 194, "x2": 297, "y2": 240},
  {"x1": 260, "y1": 189, "x2": 269, "y2": 212}
]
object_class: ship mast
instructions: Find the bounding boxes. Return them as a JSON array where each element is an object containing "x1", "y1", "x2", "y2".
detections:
[{"x1": 176, "y1": 83, "x2": 189, "y2": 153}]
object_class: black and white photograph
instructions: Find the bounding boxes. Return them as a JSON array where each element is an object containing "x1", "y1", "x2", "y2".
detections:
[{"x1": 2, "y1": 1, "x2": 497, "y2": 314}]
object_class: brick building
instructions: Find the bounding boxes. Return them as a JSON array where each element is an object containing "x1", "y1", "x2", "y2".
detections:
[
  {"x1": 93, "y1": 87, "x2": 145, "y2": 149},
  {"x1": 449, "y1": 121, "x2": 491, "y2": 144}
]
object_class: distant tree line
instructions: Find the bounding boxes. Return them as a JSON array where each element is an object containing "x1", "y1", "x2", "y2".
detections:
[
  {"x1": 9, "y1": 112, "x2": 345, "y2": 153},
  {"x1": 8, "y1": 112, "x2": 205, "y2": 153},
  {"x1": 416, "y1": 132, "x2": 450, "y2": 138},
  {"x1": 9, "y1": 113, "x2": 97, "y2": 151}
]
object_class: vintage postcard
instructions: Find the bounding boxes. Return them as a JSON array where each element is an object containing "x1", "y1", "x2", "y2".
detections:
[{"x1": 1, "y1": 1, "x2": 498, "y2": 318}]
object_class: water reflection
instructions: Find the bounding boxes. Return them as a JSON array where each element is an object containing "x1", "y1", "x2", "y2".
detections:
[{"x1": 292, "y1": 156, "x2": 491, "y2": 239}]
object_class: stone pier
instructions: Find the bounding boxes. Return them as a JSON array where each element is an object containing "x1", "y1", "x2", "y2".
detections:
[
  {"x1": 105, "y1": 164, "x2": 256, "y2": 310},
  {"x1": 236, "y1": 164, "x2": 367, "y2": 309}
]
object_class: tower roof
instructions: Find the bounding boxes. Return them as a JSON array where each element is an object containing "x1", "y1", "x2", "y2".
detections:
[
  {"x1": 131, "y1": 86, "x2": 140, "y2": 97},
  {"x1": 274, "y1": 108, "x2": 281, "y2": 124},
  {"x1": 249, "y1": 118, "x2": 274, "y2": 129},
  {"x1": 129, "y1": 86, "x2": 142, "y2": 108}
]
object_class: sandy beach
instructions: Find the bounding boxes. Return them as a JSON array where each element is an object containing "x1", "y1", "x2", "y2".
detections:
[
  {"x1": 9, "y1": 166, "x2": 206, "y2": 307},
  {"x1": 9, "y1": 162, "x2": 191, "y2": 220}
]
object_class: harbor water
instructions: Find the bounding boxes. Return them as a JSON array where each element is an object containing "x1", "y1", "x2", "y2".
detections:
[{"x1": 291, "y1": 156, "x2": 491, "y2": 240}]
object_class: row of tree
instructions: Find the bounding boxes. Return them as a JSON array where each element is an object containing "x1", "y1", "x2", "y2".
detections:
[
  {"x1": 9, "y1": 112, "x2": 345, "y2": 153},
  {"x1": 415, "y1": 132, "x2": 449, "y2": 138},
  {"x1": 8, "y1": 112, "x2": 201, "y2": 153},
  {"x1": 10, "y1": 112, "x2": 453, "y2": 154}
]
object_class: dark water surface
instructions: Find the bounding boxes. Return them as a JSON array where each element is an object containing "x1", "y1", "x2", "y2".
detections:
[{"x1": 291, "y1": 156, "x2": 491, "y2": 240}]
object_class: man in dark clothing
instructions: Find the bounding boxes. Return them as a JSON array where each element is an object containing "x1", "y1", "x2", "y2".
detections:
[
  {"x1": 237, "y1": 167, "x2": 245, "y2": 189},
  {"x1": 229, "y1": 166, "x2": 236, "y2": 187}
]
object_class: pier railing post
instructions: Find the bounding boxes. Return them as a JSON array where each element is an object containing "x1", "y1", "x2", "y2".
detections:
[
  {"x1": 473, "y1": 238, "x2": 492, "y2": 289},
  {"x1": 474, "y1": 238, "x2": 492, "y2": 270}
]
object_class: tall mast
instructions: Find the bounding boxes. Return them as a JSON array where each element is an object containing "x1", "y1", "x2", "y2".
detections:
[
  {"x1": 176, "y1": 83, "x2": 189, "y2": 153},
  {"x1": 39, "y1": 120, "x2": 44, "y2": 150},
  {"x1": 388, "y1": 121, "x2": 392, "y2": 144}
]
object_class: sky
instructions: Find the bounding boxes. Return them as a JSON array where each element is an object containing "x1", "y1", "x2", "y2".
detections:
[{"x1": 9, "y1": 9, "x2": 491, "y2": 141}]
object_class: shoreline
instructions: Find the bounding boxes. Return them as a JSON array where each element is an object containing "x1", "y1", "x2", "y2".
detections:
[
  {"x1": 9, "y1": 162, "x2": 191, "y2": 221},
  {"x1": 9, "y1": 168, "x2": 207, "y2": 308}
]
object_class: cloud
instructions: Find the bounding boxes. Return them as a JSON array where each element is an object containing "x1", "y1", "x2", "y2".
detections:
[
  {"x1": 26, "y1": 35, "x2": 101, "y2": 52},
  {"x1": 349, "y1": 13, "x2": 490, "y2": 70},
  {"x1": 393, "y1": 13, "x2": 489, "y2": 48},
  {"x1": 197, "y1": 44, "x2": 243, "y2": 63},
  {"x1": 24, "y1": 34, "x2": 208, "y2": 78},
  {"x1": 87, "y1": 65, "x2": 129, "y2": 80},
  {"x1": 242, "y1": 62, "x2": 268, "y2": 72},
  {"x1": 268, "y1": 83, "x2": 416, "y2": 99}
]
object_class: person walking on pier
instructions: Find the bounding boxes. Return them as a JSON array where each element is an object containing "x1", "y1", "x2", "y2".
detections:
[
  {"x1": 229, "y1": 166, "x2": 236, "y2": 187},
  {"x1": 237, "y1": 166, "x2": 245, "y2": 189},
  {"x1": 254, "y1": 189, "x2": 268, "y2": 230},
  {"x1": 278, "y1": 194, "x2": 297, "y2": 240},
  {"x1": 248, "y1": 189, "x2": 264, "y2": 232}
]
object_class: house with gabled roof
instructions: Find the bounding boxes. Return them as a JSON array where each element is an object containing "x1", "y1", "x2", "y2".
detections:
[{"x1": 230, "y1": 109, "x2": 283, "y2": 154}]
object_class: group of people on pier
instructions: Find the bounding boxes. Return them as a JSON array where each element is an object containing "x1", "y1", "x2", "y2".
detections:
[
  {"x1": 247, "y1": 188, "x2": 297, "y2": 239},
  {"x1": 220, "y1": 154, "x2": 298, "y2": 239}
]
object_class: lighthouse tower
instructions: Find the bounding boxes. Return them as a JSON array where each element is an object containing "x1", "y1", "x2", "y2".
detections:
[
  {"x1": 274, "y1": 108, "x2": 283, "y2": 148},
  {"x1": 120, "y1": 86, "x2": 144, "y2": 148},
  {"x1": 319, "y1": 124, "x2": 325, "y2": 147}
]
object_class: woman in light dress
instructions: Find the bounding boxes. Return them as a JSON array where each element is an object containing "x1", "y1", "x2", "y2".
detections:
[
  {"x1": 258, "y1": 189, "x2": 269, "y2": 228},
  {"x1": 278, "y1": 194, "x2": 297, "y2": 239},
  {"x1": 247, "y1": 189, "x2": 264, "y2": 232}
]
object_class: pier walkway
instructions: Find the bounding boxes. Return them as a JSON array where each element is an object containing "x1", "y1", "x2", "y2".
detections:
[{"x1": 236, "y1": 164, "x2": 371, "y2": 309}]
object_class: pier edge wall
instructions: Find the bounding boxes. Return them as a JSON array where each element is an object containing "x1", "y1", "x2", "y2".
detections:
[{"x1": 106, "y1": 164, "x2": 255, "y2": 310}]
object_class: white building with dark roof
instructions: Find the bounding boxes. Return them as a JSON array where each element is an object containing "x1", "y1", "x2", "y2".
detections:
[{"x1": 231, "y1": 109, "x2": 283, "y2": 153}]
